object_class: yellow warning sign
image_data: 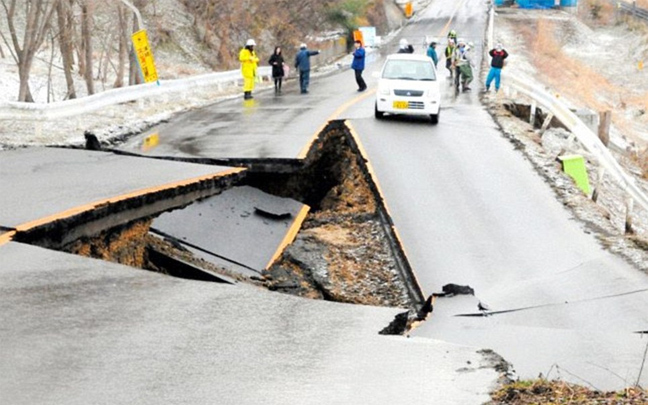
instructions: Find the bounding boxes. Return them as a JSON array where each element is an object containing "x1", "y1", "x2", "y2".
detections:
[
  {"x1": 405, "y1": 2, "x2": 413, "y2": 18},
  {"x1": 132, "y1": 30, "x2": 158, "y2": 83}
]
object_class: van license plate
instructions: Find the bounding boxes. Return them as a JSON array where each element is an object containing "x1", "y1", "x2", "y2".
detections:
[{"x1": 393, "y1": 101, "x2": 408, "y2": 109}]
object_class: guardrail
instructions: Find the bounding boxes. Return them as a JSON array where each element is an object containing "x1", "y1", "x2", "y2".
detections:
[
  {"x1": 502, "y1": 75, "x2": 648, "y2": 215},
  {"x1": 0, "y1": 66, "x2": 272, "y2": 121},
  {"x1": 487, "y1": 3, "x2": 648, "y2": 220},
  {"x1": 617, "y1": 1, "x2": 648, "y2": 20}
]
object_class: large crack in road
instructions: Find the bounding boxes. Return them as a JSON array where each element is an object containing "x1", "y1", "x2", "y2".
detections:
[{"x1": 13, "y1": 121, "x2": 428, "y2": 321}]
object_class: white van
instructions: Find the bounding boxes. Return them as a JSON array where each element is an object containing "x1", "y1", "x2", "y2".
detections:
[{"x1": 374, "y1": 54, "x2": 441, "y2": 124}]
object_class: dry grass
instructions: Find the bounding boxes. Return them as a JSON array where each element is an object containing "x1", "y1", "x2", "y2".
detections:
[
  {"x1": 579, "y1": 0, "x2": 616, "y2": 25},
  {"x1": 491, "y1": 379, "x2": 648, "y2": 404},
  {"x1": 526, "y1": 19, "x2": 615, "y2": 112},
  {"x1": 520, "y1": 18, "x2": 648, "y2": 175}
]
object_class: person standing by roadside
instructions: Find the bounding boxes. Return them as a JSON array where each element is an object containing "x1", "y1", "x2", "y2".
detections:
[
  {"x1": 295, "y1": 43, "x2": 320, "y2": 94},
  {"x1": 444, "y1": 38, "x2": 456, "y2": 79},
  {"x1": 484, "y1": 43, "x2": 508, "y2": 93},
  {"x1": 397, "y1": 38, "x2": 414, "y2": 54},
  {"x1": 239, "y1": 39, "x2": 259, "y2": 100},
  {"x1": 268, "y1": 46, "x2": 285, "y2": 94},
  {"x1": 427, "y1": 40, "x2": 438, "y2": 68},
  {"x1": 351, "y1": 40, "x2": 367, "y2": 92}
]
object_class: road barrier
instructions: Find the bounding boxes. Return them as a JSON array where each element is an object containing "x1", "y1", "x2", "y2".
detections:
[
  {"x1": 487, "y1": 3, "x2": 648, "y2": 220},
  {"x1": 617, "y1": 1, "x2": 648, "y2": 20},
  {"x1": 0, "y1": 67, "x2": 272, "y2": 121}
]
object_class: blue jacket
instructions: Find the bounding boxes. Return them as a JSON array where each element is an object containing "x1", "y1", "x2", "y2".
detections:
[
  {"x1": 295, "y1": 49, "x2": 320, "y2": 72},
  {"x1": 427, "y1": 47, "x2": 438, "y2": 66},
  {"x1": 351, "y1": 47, "x2": 365, "y2": 70}
]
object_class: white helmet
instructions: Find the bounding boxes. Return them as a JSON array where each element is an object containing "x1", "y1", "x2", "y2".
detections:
[
  {"x1": 457, "y1": 38, "x2": 466, "y2": 45},
  {"x1": 246, "y1": 39, "x2": 256, "y2": 47},
  {"x1": 399, "y1": 38, "x2": 408, "y2": 48}
]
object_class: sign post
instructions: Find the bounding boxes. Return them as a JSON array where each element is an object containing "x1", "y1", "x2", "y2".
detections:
[{"x1": 132, "y1": 29, "x2": 159, "y2": 84}]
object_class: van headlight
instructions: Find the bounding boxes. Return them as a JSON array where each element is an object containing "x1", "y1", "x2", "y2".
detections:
[{"x1": 379, "y1": 85, "x2": 390, "y2": 96}]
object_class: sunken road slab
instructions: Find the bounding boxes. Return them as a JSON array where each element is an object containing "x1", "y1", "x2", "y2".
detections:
[
  {"x1": 0, "y1": 148, "x2": 240, "y2": 230},
  {"x1": 0, "y1": 241, "x2": 502, "y2": 405},
  {"x1": 151, "y1": 186, "x2": 309, "y2": 277}
]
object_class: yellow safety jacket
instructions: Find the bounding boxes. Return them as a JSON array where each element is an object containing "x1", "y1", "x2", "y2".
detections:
[{"x1": 239, "y1": 48, "x2": 259, "y2": 79}]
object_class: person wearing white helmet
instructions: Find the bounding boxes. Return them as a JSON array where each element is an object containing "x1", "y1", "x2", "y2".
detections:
[
  {"x1": 294, "y1": 43, "x2": 320, "y2": 94},
  {"x1": 239, "y1": 39, "x2": 259, "y2": 100},
  {"x1": 397, "y1": 38, "x2": 414, "y2": 54},
  {"x1": 452, "y1": 38, "x2": 473, "y2": 91}
]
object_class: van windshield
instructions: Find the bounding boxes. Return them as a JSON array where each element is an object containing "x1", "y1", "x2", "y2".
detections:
[{"x1": 382, "y1": 59, "x2": 436, "y2": 81}]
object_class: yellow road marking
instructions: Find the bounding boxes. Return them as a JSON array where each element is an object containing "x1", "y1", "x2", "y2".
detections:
[
  {"x1": 265, "y1": 205, "x2": 311, "y2": 270},
  {"x1": 0, "y1": 231, "x2": 16, "y2": 246},
  {"x1": 297, "y1": 89, "x2": 377, "y2": 160},
  {"x1": 440, "y1": 0, "x2": 469, "y2": 37},
  {"x1": 345, "y1": 121, "x2": 426, "y2": 299},
  {"x1": 13, "y1": 168, "x2": 246, "y2": 233}
]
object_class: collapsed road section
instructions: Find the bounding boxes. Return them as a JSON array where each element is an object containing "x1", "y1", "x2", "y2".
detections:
[{"x1": 4, "y1": 121, "x2": 425, "y2": 313}]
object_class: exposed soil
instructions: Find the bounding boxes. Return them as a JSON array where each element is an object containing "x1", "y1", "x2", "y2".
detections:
[
  {"x1": 64, "y1": 219, "x2": 151, "y2": 268},
  {"x1": 52, "y1": 123, "x2": 414, "y2": 310},
  {"x1": 251, "y1": 124, "x2": 413, "y2": 308}
]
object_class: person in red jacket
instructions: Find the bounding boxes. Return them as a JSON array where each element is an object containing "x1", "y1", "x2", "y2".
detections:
[{"x1": 485, "y1": 43, "x2": 509, "y2": 92}]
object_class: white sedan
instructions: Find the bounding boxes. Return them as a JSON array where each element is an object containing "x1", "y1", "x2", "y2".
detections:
[{"x1": 374, "y1": 54, "x2": 441, "y2": 124}]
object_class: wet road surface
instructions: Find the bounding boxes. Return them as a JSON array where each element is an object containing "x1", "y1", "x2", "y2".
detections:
[
  {"x1": 344, "y1": 0, "x2": 648, "y2": 390},
  {"x1": 0, "y1": 242, "x2": 500, "y2": 404}
]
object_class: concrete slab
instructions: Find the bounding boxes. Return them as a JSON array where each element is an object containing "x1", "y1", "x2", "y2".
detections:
[
  {"x1": 151, "y1": 186, "x2": 309, "y2": 276},
  {"x1": 0, "y1": 148, "x2": 242, "y2": 231},
  {"x1": 0, "y1": 242, "x2": 502, "y2": 404}
]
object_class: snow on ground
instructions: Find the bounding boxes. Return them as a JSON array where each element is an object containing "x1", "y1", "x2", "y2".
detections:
[{"x1": 483, "y1": 7, "x2": 648, "y2": 272}]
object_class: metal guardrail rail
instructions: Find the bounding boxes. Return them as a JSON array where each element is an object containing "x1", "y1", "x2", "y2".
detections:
[
  {"x1": 0, "y1": 66, "x2": 272, "y2": 121},
  {"x1": 486, "y1": 3, "x2": 648, "y2": 215},
  {"x1": 503, "y1": 75, "x2": 648, "y2": 214},
  {"x1": 618, "y1": 1, "x2": 648, "y2": 20}
]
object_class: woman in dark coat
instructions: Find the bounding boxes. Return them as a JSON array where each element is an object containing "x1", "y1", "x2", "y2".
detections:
[{"x1": 268, "y1": 46, "x2": 285, "y2": 93}]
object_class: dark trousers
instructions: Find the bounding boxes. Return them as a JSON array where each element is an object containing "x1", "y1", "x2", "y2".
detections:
[
  {"x1": 299, "y1": 70, "x2": 310, "y2": 93},
  {"x1": 354, "y1": 69, "x2": 366, "y2": 90},
  {"x1": 273, "y1": 77, "x2": 283, "y2": 90}
]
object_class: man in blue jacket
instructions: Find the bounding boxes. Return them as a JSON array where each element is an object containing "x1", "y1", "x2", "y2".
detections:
[
  {"x1": 295, "y1": 43, "x2": 320, "y2": 94},
  {"x1": 351, "y1": 40, "x2": 367, "y2": 92}
]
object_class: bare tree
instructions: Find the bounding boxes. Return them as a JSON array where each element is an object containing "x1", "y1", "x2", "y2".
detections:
[
  {"x1": 55, "y1": 0, "x2": 76, "y2": 99},
  {"x1": 79, "y1": 0, "x2": 94, "y2": 95},
  {"x1": 1, "y1": 0, "x2": 59, "y2": 102},
  {"x1": 114, "y1": 3, "x2": 128, "y2": 87}
]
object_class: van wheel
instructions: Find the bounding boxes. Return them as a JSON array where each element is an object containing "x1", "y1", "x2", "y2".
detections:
[
  {"x1": 430, "y1": 113, "x2": 439, "y2": 124},
  {"x1": 375, "y1": 103, "x2": 384, "y2": 119}
]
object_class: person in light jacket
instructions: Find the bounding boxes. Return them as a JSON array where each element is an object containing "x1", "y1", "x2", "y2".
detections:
[
  {"x1": 295, "y1": 43, "x2": 320, "y2": 94},
  {"x1": 239, "y1": 39, "x2": 259, "y2": 99},
  {"x1": 351, "y1": 40, "x2": 367, "y2": 92}
]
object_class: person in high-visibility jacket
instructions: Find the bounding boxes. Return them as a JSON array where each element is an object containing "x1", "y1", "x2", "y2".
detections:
[{"x1": 240, "y1": 39, "x2": 259, "y2": 100}]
